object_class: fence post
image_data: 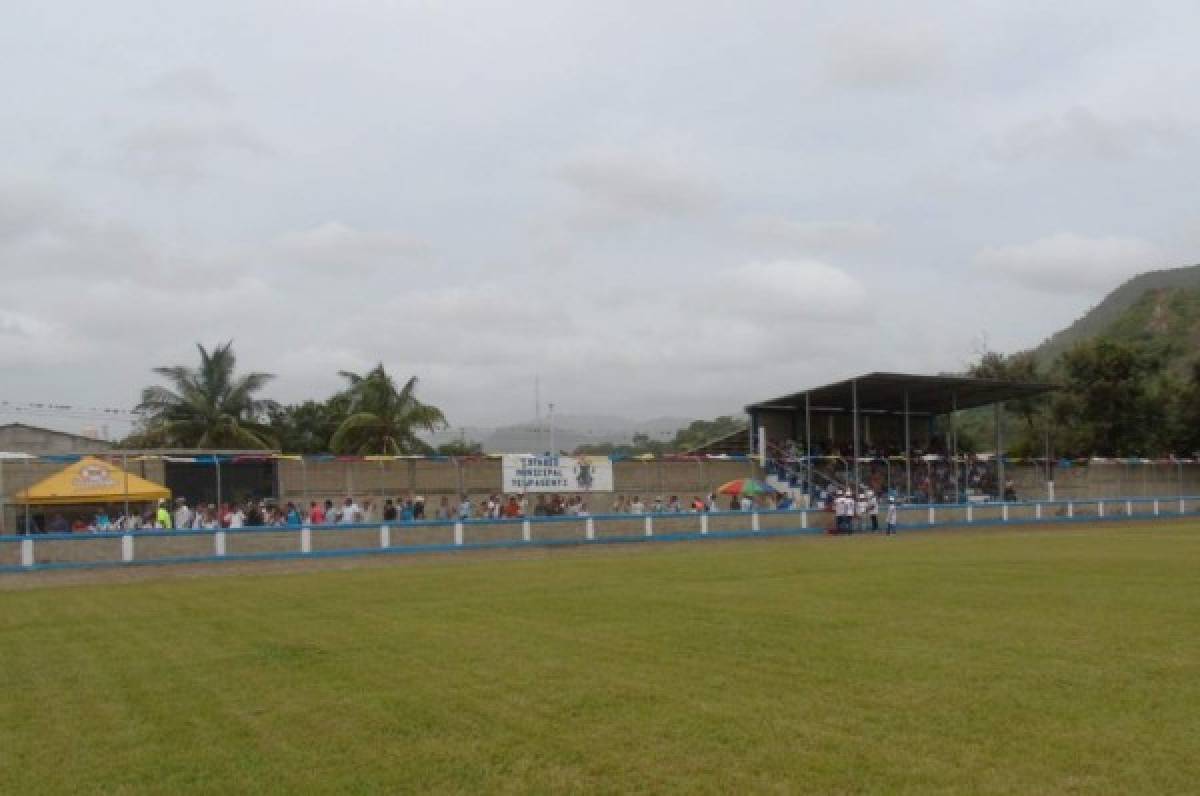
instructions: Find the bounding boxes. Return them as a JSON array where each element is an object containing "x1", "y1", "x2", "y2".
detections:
[
  {"x1": 928, "y1": 506, "x2": 935, "y2": 525},
  {"x1": 1067, "y1": 502, "x2": 1074, "y2": 518},
  {"x1": 301, "y1": 526, "x2": 312, "y2": 554},
  {"x1": 586, "y1": 517, "x2": 595, "y2": 540},
  {"x1": 454, "y1": 521, "x2": 464, "y2": 546},
  {"x1": 1126, "y1": 500, "x2": 1132, "y2": 516},
  {"x1": 701, "y1": 513, "x2": 709, "y2": 535},
  {"x1": 1002, "y1": 504, "x2": 1009, "y2": 522},
  {"x1": 800, "y1": 510, "x2": 807, "y2": 529},
  {"x1": 644, "y1": 515, "x2": 653, "y2": 537},
  {"x1": 1180, "y1": 498, "x2": 1186, "y2": 515},
  {"x1": 522, "y1": 519, "x2": 531, "y2": 542},
  {"x1": 21, "y1": 537, "x2": 34, "y2": 568},
  {"x1": 752, "y1": 512, "x2": 760, "y2": 532},
  {"x1": 1035, "y1": 503, "x2": 1042, "y2": 520},
  {"x1": 380, "y1": 524, "x2": 390, "y2": 549},
  {"x1": 966, "y1": 504, "x2": 973, "y2": 523},
  {"x1": 215, "y1": 530, "x2": 226, "y2": 557},
  {"x1": 1154, "y1": 499, "x2": 1160, "y2": 516},
  {"x1": 1098, "y1": 500, "x2": 1104, "y2": 518},
  {"x1": 121, "y1": 533, "x2": 134, "y2": 563}
]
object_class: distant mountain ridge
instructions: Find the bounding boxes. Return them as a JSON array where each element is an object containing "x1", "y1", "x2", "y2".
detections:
[
  {"x1": 1032, "y1": 264, "x2": 1200, "y2": 368},
  {"x1": 424, "y1": 414, "x2": 696, "y2": 453}
]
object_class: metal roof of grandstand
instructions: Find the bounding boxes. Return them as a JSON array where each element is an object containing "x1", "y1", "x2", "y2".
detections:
[{"x1": 746, "y1": 372, "x2": 1057, "y2": 415}]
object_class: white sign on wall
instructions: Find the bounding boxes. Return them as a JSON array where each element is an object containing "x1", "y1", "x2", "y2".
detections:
[{"x1": 501, "y1": 454, "x2": 614, "y2": 493}]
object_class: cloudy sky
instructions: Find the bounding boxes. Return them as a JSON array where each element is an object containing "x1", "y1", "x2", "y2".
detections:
[{"x1": 3, "y1": 1, "x2": 1200, "y2": 436}]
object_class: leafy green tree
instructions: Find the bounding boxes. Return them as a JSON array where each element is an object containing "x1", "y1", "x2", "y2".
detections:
[
  {"x1": 1164, "y1": 361, "x2": 1200, "y2": 456},
  {"x1": 1053, "y1": 339, "x2": 1165, "y2": 456},
  {"x1": 132, "y1": 341, "x2": 277, "y2": 449},
  {"x1": 436, "y1": 439, "x2": 483, "y2": 456},
  {"x1": 967, "y1": 350, "x2": 1053, "y2": 456},
  {"x1": 330, "y1": 365, "x2": 448, "y2": 454},
  {"x1": 267, "y1": 395, "x2": 350, "y2": 453},
  {"x1": 671, "y1": 415, "x2": 746, "y2": 451}
]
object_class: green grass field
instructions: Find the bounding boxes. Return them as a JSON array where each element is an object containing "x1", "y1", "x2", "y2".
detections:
[{"x1": 3, "y1": 524, "x2": 1199, "y2": 793}]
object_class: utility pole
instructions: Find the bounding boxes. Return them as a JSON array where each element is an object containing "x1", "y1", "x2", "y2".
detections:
[{"x1": 534, "y1": 375, "x2": 542, "y2": 453}]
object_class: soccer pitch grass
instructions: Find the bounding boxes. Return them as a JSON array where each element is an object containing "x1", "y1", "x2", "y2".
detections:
[{"x1": 2, "y1": 525, "x2": 1199, "y2": 793}]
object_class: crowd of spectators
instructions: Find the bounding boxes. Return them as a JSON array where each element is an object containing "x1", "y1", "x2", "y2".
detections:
[
  {"x1": 770, "y1": 437, "x2": 1015, "y2": 504},
  {"x1": 39, "y1": 482, "x2": 818, "y2": 534}
]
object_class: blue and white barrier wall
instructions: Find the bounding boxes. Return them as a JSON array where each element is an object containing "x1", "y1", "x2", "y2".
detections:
[{"x1": 0, "y1": 496, "x2": 1196, "y2": 573}]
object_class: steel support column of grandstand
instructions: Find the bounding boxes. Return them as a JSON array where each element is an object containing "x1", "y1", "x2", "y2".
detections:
[
  {"x1": 994, "y1": 402, "x2": 1006, "y2": 501},
  {"x1": 804, "y1": 392, "x2": 812, "y2": 505},
  {"x1": 951, "y1": 392, "x2": 959, "y2": 504},
  {"x1": 852, "y1": 379, "x2": 861, "y2": 506},
  {"x1": 904, "y1": 390, "x2": 912, "y2": 499}
]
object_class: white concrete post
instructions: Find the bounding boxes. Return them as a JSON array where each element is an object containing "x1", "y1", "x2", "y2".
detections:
[
  {"x1": 928, "y1": 506, "x2": 936, "y2": 525},
  {"x1": 700, "y1": 513, "x2": 709, "y2": 535},
  {"x1": 121, "y1": 534, "x2": 134, "y2": 563},
  {"x1": 21, "y1": 537, "x2": 34, "y2": 568},
  {"x1": 454, "y1": 521, "x2": 464, "y2": 546},
  {"x1": 1035, "y1": 503, "x2": 1042, "y2": 520},
  {"x1": 585, "y1": 517, "x2": 595, "y2": 540},
  {"x1": 644, "y1": 515, "x2": 653, "y2": 537},
  {"x1": 1154, "y1": 499, "x2": 1160, "y2": 515},
  {"x1": 522, "y1": 519, "x2": 531, "y2": 542},
  {"x1": 751, "y1": 512, "x2": 760, "y2": 532},
  {"x1": 1126, "y1": 500, "x2": 1132, "y2": 516},
  {"x1": 1098, "y1": 501, "x2": 1104, "y2": 518},
  {"x1": 1067, "y1": 502, "x2": 1074, "y2": 518},
  {"x1": 380, "y1": 525, "x2": 390, "y2": 549},
  {"x1": 966, "y1": 505, "x2": 973, "y2": 523},
  {"x1": 301, "y1": 526, "x2": 312, "y2": 554},
  {"x1": 800, "y1": 511, "x2": 807, "y2": 529},
  {"x1": 1180, "y1": 498, "x2": 1186, "y2": 514},
  {"x1": 215, "y1": 530, "x2": 226, "y2": 557},
  {"x1": 1002, "y1": 504, "x2": 1009, "y2": 522}
]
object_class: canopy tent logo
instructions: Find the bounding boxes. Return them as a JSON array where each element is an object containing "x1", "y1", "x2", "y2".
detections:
[{"x1": 73, "y1": 463, "x2": 117, "y2": 490}]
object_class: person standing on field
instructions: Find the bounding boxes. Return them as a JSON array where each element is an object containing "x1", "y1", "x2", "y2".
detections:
[
  {"x1": 886, "y1": 497, "x2": 898, "y2": 535},
  {"x1": 868, "y1": 492, "x2": 880, "y2": 532}
]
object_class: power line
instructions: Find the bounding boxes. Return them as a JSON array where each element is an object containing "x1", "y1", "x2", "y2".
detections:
[{"x1": 0, "y1": 400, "x2": 139, "y2": 419}]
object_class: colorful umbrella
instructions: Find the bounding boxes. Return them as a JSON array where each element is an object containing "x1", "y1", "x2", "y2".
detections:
[{"x1": 715, "y1": 478, "x2": 778, "y2": 496}]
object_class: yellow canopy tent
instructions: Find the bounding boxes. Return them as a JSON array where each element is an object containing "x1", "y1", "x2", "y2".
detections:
[{"x1": 13, "y1": 456, "x2": 171, "y2": 506}]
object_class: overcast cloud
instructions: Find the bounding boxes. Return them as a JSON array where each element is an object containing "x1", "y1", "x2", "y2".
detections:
[{"x1": 2, "y1": 1, "x2": 1199, "y2": 436}]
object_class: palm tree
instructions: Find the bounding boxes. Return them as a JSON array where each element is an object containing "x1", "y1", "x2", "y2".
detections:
[
  {"x1": 134, "y1": 341, "x2": 277, "y2": 449},
  {"x1": 330, "y1": 365, "x2": 447, "y2": 454}
]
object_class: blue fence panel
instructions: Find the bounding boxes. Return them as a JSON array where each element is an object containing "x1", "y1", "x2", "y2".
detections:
[{"x1": 1, "y1": 496, "x2": 1198, "y2": 573}]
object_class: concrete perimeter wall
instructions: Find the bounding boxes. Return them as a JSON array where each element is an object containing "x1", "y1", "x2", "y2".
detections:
[{"x1": 276, "y1": 458, "x2": 758, "y2": 507}]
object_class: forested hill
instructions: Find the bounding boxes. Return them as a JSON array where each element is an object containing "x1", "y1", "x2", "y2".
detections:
[{"x1": 1033, "y1": 264, "x2": 1200, "y2": 369}]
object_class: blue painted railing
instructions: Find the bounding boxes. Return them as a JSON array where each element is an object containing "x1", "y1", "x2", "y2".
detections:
[{"x1": 1, "y1": 495, "x2": 1196, "y2": 573}]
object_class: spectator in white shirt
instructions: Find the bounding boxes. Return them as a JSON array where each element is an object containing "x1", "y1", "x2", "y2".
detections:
[{"x1": 173, "y1": 499, "x2": 192, "y2": 531}]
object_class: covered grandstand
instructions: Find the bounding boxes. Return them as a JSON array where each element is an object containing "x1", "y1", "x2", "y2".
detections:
[{"x1": 743, "y1": 372, "x2": 1058, "y2": 503}]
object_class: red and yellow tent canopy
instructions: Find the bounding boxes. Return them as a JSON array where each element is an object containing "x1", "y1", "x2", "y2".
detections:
[{"x1": 13, "y1": 456, "x2": 171, "y2": 506}]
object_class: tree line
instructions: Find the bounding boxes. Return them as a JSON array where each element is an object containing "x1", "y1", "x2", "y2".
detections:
[
  {"x1": 123, "y1": 342, "x2": 449, "y2": 454},
  {"x1": 965, "y1": 337, "x2": 1200, "y2": 458}
]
